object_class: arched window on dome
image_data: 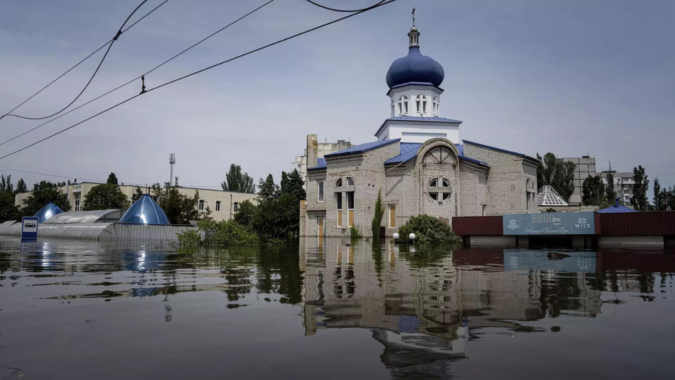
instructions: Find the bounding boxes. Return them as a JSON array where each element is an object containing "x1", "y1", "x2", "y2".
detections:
[
  {"x1": 397, "y1": 96, "x2": 408, "y2": 115},
  {"x1": 391, "y1": 101, "x2": 395, "y2": 118},
  {"x1": 432, "y1": 97, "x2": 439, "y2": 116},
  {"x1": 416, "y1": 95, "x2": 427, "y2": 114}
]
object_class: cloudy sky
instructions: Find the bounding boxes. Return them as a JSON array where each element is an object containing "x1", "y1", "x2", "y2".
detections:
[{"x1": 0, "y1": 0, "x2": 673, "y2": 193}]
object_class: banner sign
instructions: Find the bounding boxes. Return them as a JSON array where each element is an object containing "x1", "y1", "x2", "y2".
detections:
[
  {"x1": 21, "y1": 216, "x2": 39, "y2": 241},
  {"x1": 503, "y1": 211, "x2": 595, "y2": 236}
]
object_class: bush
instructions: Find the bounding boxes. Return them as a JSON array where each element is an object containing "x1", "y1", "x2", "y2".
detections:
[
  {"x1": 371, "y1": 190, "x2": 384, "y2": 239},
  {"x1": 397, "y1": 215, "x2": 461, "y2": 245},
  {"x1": 201, "y1": 219, "x2": 258, "y2": 246},
  {"x1": 176, "y1": 229, "x2": 202, "y2": 246},
  {"x1": 350, "y1": 225, "x2": 363, "y2": 239}
]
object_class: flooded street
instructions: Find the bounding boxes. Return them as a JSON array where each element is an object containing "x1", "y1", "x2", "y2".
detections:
[{"x1": 1, "y1": 237, "x2": 674, "y2": 379}]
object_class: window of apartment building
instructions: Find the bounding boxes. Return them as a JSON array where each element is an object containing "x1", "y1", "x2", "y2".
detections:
[
  {"x1": 198, "y1": 200, "x2": 204, "y2": 211},
  {"x1": 234, "y1": 202, "x2": 239, "y2": 212},
  {"x1": 347, "y1": 192, "x2": 355, "y2": 227},
  {"x1": 389, "y1": 205, "x2": 396, "y2": 228},
  {"x1": 336, "y1": 193, "x2": 343, "y2": 227},
  {"x1": 216, "y1": 201, "x2": 221, "y2": 212},
  {"x1": 318, "y1": 181, "x2": 324, "y2": 202}
]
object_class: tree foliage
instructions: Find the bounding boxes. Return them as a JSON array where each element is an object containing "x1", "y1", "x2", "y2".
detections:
[
  {"x1": 83, "y1": 183, "x2": 130, "y2": 210},
  {"x1": 107, "y1": 172, "x2": 118, "y2": 185},
  {"x1": 630, "y1": 165, "x2": 649, "y2": 211},
  {"x1": 582, "y1": 175, "x2": 606, "y2": 206},
  {"x1": 371, "y1": 190, "x2": 385, "y2": 239},
  {"x1": 397, "y1": 215, "x2": 460, "y2": 244},
  {"x1": 152, "y1": 183, "x2": 211, "y2": 224},
  {"x1": 605, "y1": 173, "x2": 617, "y2": 202},
  {"x1": 16, "y1": 178, "x2": 28, "y2": 193},
  {"x1": 258, "y1": 174, "x2": 278, "y2": 199},
  {"x1": 653, "y1": 178, "x2": 662, "y2": 211},
  {"x1": 233, "y1": 200, "x2": 257, "y2": 227},
  {"x1": 21, "y1": 181, "x2": 71, "y2": 216},
  {"x1": 0, "y1": 175, "x2": 14, "y2": 194},
  {"x1": 252, "y1": 193, "x2": 298, "y2": 238},
  {"x1": 132, "y1": 186, "x2": 144, "y2": 203},
  {"x1": 536, "y1": 153, "x2": 576, "y2": 202},
  {"x1": 221, "y1": 164, "x2": 255, "y2": 193},
  {"x1": 280, "y1": 170, "x2": 305, "y2": 201}
]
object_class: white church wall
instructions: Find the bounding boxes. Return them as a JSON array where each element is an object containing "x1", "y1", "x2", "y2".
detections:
[
  {"x1": 382, "y1": 124, "x2": 460, "y2": 144},
  {"x1": 389, "y1": 85, "x2": 443, "y2": 118}
]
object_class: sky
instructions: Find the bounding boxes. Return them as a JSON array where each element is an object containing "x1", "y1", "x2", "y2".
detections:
[{"x1": 0, "y1": 0, "x2": 673, "y2": 194}]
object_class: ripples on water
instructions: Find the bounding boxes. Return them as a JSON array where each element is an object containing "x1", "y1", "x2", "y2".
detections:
[{"x1": 0, "y1": 237, "x2": 674, "y2": 379}]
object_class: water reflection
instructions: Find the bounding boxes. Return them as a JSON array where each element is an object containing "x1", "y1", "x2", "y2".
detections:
[{"x1": 0, "y1": 237, "x2": 674, "y2": 379}]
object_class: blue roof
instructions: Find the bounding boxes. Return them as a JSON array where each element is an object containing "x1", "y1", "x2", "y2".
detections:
[
  {"x1": 34, "y1": 202, "x2": 63, "y2": 223},
  {"x1": 384, "y1": 143, "x2": 488, "y2": 166},
  {"x1": 120, "y1": 194, "x2": 170, "y2": 225},
  {"x1": 597, "y1": 203, "x2": 638, "y2": 214},
  {"x1": 386, "y1": 47, "x2": 444, "y2": 89},
  {"x1": 307, "y1": 157, "x2": 326, "y2": 171},
  {"x1": 324, "y1": 139, "x2": 400, "y2": 158},
  {"x1": 463, "y1": 140, "x2": 527, "y2": 158}
]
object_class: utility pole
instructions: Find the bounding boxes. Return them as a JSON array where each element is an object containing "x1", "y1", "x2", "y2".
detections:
[{"x1": 169, "y1": 153, "x2": 176, "y2": 187}]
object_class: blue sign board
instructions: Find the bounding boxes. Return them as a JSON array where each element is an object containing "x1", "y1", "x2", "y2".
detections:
[
  {"x1": 503, "y1": 211, "x2": 595, "y2": 236},
  {"x1": 21, "y1": 216, "x2": 39, "y2": 242}
]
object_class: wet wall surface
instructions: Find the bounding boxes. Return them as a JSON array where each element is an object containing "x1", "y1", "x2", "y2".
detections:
[{"x1": 1, "y1": 238, "x2": 674, "y2": 379}]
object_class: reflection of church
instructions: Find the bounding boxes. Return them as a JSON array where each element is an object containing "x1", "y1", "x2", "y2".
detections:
[{"x1": 299, "y1": 238, "x2": 603, "y2": 377}]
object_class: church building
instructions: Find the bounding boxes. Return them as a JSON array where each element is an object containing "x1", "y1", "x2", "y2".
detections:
[{"x1": 299, "y1": 19, "x2": 539, "y2": 238}]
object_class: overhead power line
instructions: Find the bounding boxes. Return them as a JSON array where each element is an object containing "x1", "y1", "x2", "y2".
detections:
[
  {"x1": 0, "y1": 0, "x2": 155, "y2": 122},
  {"x1": 0, "y1": 0, "x2": 395, "y2": 162},
  {"x1": 306, "y1": 0, "x2": 387, "y2": 12},
  {"x1": 0, "y1": 0, "x2": 274, "y2": 148}
]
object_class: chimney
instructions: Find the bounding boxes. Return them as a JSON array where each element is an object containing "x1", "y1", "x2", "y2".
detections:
[{"x1": 307, "y1": 134, "x2": 318, "y2": 168}]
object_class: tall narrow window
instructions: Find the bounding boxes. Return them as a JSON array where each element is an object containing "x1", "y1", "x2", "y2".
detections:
[
  {"x1": 389, "y1": 205, "x2": 396, "y2": 228},
  {"x1": 432, "y1": 97, "x2": 439, "y2": 116},
  {"x1": 74, "y1": 193, "x2": 81, "y2": 211},
  {"x1": 346, "y1": 177, "x2": 354, "y2": 187},
  {"x1": 216, "y1": 201, "x2": 221, "y2": 212},
  {"x1": 347, "y1": 192, "x2": 355, "y2": 227},
  {"x1": 336, "y1": 193, "x2": 343, "y2": 227},
  {"x1": 416, "y1": 95, "x2": 427, "y2": 114},
  {"x1": 398, "y1": 96, "x2": 408, "y2": 115},
  {"x1": 198, "y1": 200, "x2": 204, "y2": 211},
  {"x1": 318, "y1": 181, "x2": 324, "y2": 202}
]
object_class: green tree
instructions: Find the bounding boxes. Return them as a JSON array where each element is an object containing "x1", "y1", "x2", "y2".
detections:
[
  {"x1": 0, "y1": 192, "x2": 19, "y2": 222},
  {"x1": 653, "y1": 177, "x2": 662, "y2": 211},
  {"x1": 582, "y1": 175, "x2": 606, "y2": 206},
  {"x1": 252, "y1": 193, "x2": 298, "y2": 238},
  {"x1": 371, "y1": 190, "x2": 385, "y2": 239},
  {"x1": 107, "y1": 172, "x2": 118, "y2": 185},
  {"x1": 666, "y1": 187, "x2": 675, "y2": 211},
  {"x1": 21, "y1": 181, "x2": 71, "y2": 216},
  {"x1": 258, "y1": 174, "x2": 277, "y2": 199},
  {"x1": 0, "y1": 175, "x2": 14, "y2": 193},
  {"x1": 280, "y1": 169, "x2": 306, "y2": 201},
  {"x1": 131, "y1": 186, "x2": 144, "y2": 203},
  {"x1": 234, "y1": 199, "x2": 257, "y2": 227},
  {"x1": 221, "y1": 164, "x2": 255, "y2": 193},
  {"x1": 605, "y1": 173, "x2": 616, "y2": 202},
  {"x1": 15, "y1": 178, "x2": 28, "y2": 193},
  {"x1": 630, "y1": 165, "x2": 649, "y2": 211},
  {"x1": 83, "y1": 184, "x2": 130, "y2": 210},
  {"x1": 153, "y1": 184, "x2": 210, "y2": 224}
]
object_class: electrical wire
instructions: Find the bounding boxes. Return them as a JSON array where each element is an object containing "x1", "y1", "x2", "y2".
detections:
[
  {"x1": 0, "y1": 1, "x2": 169, "y2": 120},
  {"x1": 0, "y1": 0, "x2": 151, "y2": 122},
  {"x1": 0, "y1": 0, "x2": 395, "y2": 162},
  {"x1": 0, "y1": 0, "x2": 274, "y2": 148},
  {"x1": 306, "y1": 0, "x2": 386, "y2": 13}
]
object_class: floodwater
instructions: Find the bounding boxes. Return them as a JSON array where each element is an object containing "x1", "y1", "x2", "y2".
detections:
[{"x1": 1, "y1": 237, "x2": 674, "y2": 380}]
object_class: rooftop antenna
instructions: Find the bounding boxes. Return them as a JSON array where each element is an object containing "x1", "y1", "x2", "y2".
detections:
[
  {"x1": 412, "y1": 7, "x2": 415, "y2": 28},
  {"x1": 609, "y1": 160, "x2": 612, "y2": 171},
  {"x1": 169, "y1": 153, "x2": 176, "y2": 187}
]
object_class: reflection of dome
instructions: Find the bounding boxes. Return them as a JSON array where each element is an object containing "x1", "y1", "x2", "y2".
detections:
[
  {"x1": 34, "y1": 202, "x2": 63, "y2": 223},
  {"x1": 386, "y1": 47, "x2": 445, "y2": 89},
  {"x1": 120, "y1": 194, "x2": 170, "y2": 225}
]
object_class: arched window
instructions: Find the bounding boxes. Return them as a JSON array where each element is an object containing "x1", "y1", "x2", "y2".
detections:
[
  {"x1": 423, "y1": 147, "x2": 454, "y2": 165},
  {"x1": 432, "y1": 97, "x2": 439, "y2": 116},
  {"x1": 416, "y1": 95, "x2": 427, "y2": 114},
  {"x1": 346, "y1": 177, "x2": 354, "y2": 186},
  {"x1": 391, "y1": 101, "x2": 395, "y2": 117},
  {"x1": 336, "y1": 178, "x2": 342, "y2": 188},
  {"x1": 397, "y1": 96, "x2": 408, "y2": 115}
]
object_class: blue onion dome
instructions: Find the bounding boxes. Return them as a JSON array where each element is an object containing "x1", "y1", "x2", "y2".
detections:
[
  {"x1": 120, "y1": 194, "x2": 170, "y2": 225},
  {"x1": 386, "y1": 47, "x2": 445, "y2": 89},
  {"x1": 34, "y1": 202, "x2": 64, "y2": 223},
  {"x1": 386, "y1": 26, "x2": 445, "y2": 89}
]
